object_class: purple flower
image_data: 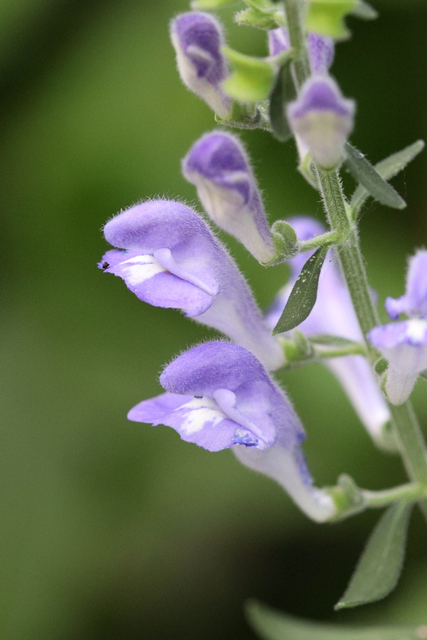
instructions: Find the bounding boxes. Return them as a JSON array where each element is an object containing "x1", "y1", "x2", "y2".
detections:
[
  {"x1": 129, "y1": 342, "x2": 336, "y2": 522},
  {"x1": 287, "y1": 76, "x2": 355, "y2": 169},
  {"x1": 266, "y1": 217, "x2": 391, "y2": 446},
  {"x1": 99, "y1": 199, "x2": 284, "y2": 370},
  {"x1": 268, "y1": 28, "x2": 334, "y2": 75},
  {"x1": 182, "y1": 131, "x2": 276, "y2": 263},
  {"x1": 170, "y1": 12, "x2": 231, "y2": 118},
  {"x1": 385, "y1": 250, "x2": 427, "y2": 320},
  {"x1": 368, "y1": 320, "x2": 427, "y2": 405},
  {"x1": 368, "y1": 250, "x2": 427, "y2": 405}
]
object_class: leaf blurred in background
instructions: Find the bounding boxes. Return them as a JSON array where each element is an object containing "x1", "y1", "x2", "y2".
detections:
[{"x1": 1, "y1": 0, "x2": 427, "y2": 638}]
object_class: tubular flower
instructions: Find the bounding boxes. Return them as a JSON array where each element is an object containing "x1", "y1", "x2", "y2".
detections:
[
  {"x1": 128, "y1": 342, "x2": 336, "y2": 522},
  {"x1": 99, "y1": 200, "x2": 284, "y2": 371},
  {"x1": 268, "y1": 28, "x2": 334, "y2": 75},
  {"x1": 266, "y1": 216, "x2": 391, "y2": 446},
  {"x1": 368, "y1": 250, "x2": 427, "y2": 405},
  {"x1": 287, "y1": 76, "x2": 355, "y2": 170},
  {"x1": 182, "y1": 131, "x2": 276, "y2": 263},
  {"x1": 170, "y1": 12, "x2": 231, "y2": 118}
]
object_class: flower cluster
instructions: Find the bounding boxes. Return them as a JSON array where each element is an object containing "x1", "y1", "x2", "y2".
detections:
[{"x1": 98, "y1": 8, "x2": 364, "y2": 523}]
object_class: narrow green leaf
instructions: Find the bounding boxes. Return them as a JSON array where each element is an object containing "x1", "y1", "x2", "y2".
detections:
[
  {"x1": 246, "y1": 600, "x2": 425, "y2": 640},
  {"x1": 306, "y1": 0, "x2": 358, "y2": 40},
  {"x1": 351, "y1": 139, "x2": 424, "y2": 214},
  {"x1": 268, "y1": 58, "x2": 295, "y2": 142},
  {"x1": 336, "y1": 501, "x2": 413, "y2": 609},
  {"x1": 309, "y1": 334, "x2": 361, "y2": 348},
  {"x1": 351, "y1": 0, "x2": 378, "y2": 19},
  {"x1": 273, "y1": 246, "x2": 328, "y2": 334},
  {"x1": 222, "y1": 47, "x2": 275, "y2": 101},
  {"x1": 344, "y1": 142, "x2": 406, "y2": 210},
  {"x1": 190, "y1": 0, "x2": 234, "y2": 7}
]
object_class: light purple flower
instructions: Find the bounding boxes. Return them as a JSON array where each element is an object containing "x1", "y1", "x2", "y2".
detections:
[
  {"x1": 182, "y1": 131, "x2": 276, "y2": 263},
  {"x1": 170, "y1": 12, "x2": 231, "y2": 118},
  {"x1": 368, "y1": 320, "x2": 427, "y2": 405},
  {"x1": 129, "y1": 342, "x2": 336, "y2": 522},
  {"x1": 268, "y1": 28, "x2": 334, "y2": 75},
  {"x1": 368, "y1": 250, "x2": 427, "y2": 405},
  {"x1": 287, "y1": 76, "x2": 355, "y2": 169},
  {"x1": 385, "y1": 250, "x2": 427, "y2": 320},
  {"x1": 99, "y1": 199, "x2": 284, "y2": 370},
  {"x1": 266, "y1": 217, "x2": 391, "y2": 446}
]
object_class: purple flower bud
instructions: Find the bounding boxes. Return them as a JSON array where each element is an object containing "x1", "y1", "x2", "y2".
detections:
[
  {"x1": 266, "y1": 217, "x2": 391, "y2": 445},
  {"x1": 268, "y1": 28, "x2": 334, "y2": 75},
  {"x1": 287, "y1": 76, "x2": 355, "y2": 169},
  {"x1": 99, "y1": 200, "x2": 284, "y2": 370},
  {"x1": 170, "y1": 12, "x2": 231, "y2": 118},
  {"x1": 368, "y1": 319, "x2": 427, "y2": 405},
  {"x1": 385, "y1": 250, "x2": 427, "y2": 320},
  {"x1": 182, "y1": 131, "x2": 275, "y2": 263},
  {"x1": 129, "y1": 342, "x2": 335, "y2": 521}
]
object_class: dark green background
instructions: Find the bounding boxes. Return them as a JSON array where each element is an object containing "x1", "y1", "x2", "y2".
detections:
[{"x1": 1, "y1": 1, "x2": 427, "y2": 638}]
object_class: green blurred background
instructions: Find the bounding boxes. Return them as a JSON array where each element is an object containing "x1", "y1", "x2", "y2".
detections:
[{"x1": 1, "y1": 0, "x2": 427, "y2": 638}]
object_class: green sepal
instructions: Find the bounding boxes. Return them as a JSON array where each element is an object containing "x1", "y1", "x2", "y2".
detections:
[
  {"x1": 335, "y1": 501, "x2": 413, "y2": 609},
  {"x1": 351, "y1": 140, "x2": 424, "y2": 216},
  {"x1": 217, "y1": 101, "x2": 268, "y2": 130},
  {"x1": 268, "y1": 56, "x2": 295, "y2": 142},
  {"x1": 246, "y1": 600, "x2": 424, "y2": 640},
  {"x1": 306, "y1": 0, "x2": 358, "y2": 40},
  {"x1": 374, "y1": 357, "x2": 388, "y2": 376},
  {"x1": 268, "y1": 219, "x2": 298, "y2": 263},
  {"x1": 272, "y1": 246, "x2": 328, "y2": 334},
  {"x1": 351, "y1": 0, "x2": 378, "y2": 20},
  {"x1": 190, "y1": 0, "x2": 234, "y2": 7},
  {"x1": 344, "y1": 142, "x2": 406, "y2": 210},
  {"x1": 328, "y1": 474, "x2": 365, "y2": 519},
  {"x1": 222, "y1": 48, "x2": 276, "y2": 102},
  {"x1": 235, "y1": 6, "x2": 284, "y2": 30}
]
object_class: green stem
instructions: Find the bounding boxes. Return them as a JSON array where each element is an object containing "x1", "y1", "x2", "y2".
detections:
[
  {"x1": 299, "y1": 230, "x2": 341, "y2": 252},
  {"x1": 283, "y1": 0, "x2": 427, "y2": 510},
  {"x1": 363, "y1": 481, "x2": 426, "y2": 508}
]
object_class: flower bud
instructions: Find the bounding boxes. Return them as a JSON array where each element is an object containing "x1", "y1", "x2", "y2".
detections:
[
  {"x1": 182, "y1": 131, "x2": 276, "y2": 263},
  {"x1": 287, "y1": 76, "x2": 355, "y2": 169},
  {"x1": 170, "y1": 12, "x2": 231, "y2": 118}
]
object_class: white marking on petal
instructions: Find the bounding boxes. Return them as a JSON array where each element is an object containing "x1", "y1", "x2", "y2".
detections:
[
  {"x1": 176, "y1": 397, "x2": 227, "y2": 435},
  {"x1": 406, "y1": 318, "x2": 427, "y2": 342},
  {"x1": 120, "y1": 254, "x2": 166, "y2": 286}
]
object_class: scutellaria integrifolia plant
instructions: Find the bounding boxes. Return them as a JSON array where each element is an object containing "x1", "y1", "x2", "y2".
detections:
[{"x1": 99, "y1": 0, "x2": 427, "y2": 630}]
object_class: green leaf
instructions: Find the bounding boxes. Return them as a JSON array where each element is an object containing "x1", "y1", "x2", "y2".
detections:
[
  {"x1": 350, "y1": 0, "x2": 378, "y2": 19},
  {"x1": 420, "y1": 370, "x2": 427, "y2": 381},
  {"x1": 272, "y1": 246, "x2": 328, "y2": 334},
  {"x1": 268, "y1": 57, "x2": 295, "y2": 142},
  {"x1": 336, "y1": 501, "x2": 413, "y2": 609},
  {"x1": 246, "y1": 600, "x2": 425, "y2": 640},
  {"x1": 222, "y1": 47, "x2": 276, "y2": 101},
  {"x1": 344, "y1": 142, "x2": 406, "y2": 210},
  {"x1": 190, "y1": 0, "x2": 234, "y2": 7},
  {"x1": 306, "y1": 0, "x2": 358, "y2": 40},
  {"x1": 351, "y1": 140, "x2": 424, "y2": 214}
]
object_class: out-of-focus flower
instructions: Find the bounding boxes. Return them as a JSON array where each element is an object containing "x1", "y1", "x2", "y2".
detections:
[
  {"x1": 129, "y1": 342, "x2": 336, "y2": 522},
  {"x1": 182, "y1": 131, "x2": 276, "y2": 263},
  {"x1": 385, "y1": 250, "x2": 427, "y2": 320},
  {"x1": 266, "y1": 216, "x2": 391, "y2": 445},
  {"x1": 268, "y1": 28, "x2": 334, "y2": 75},
  {"x1": 99, "y1": 200, "x2": 284, "y2": 370},
  {"x1": 170, "y1": 12, "x2": 231, "y2": 118},
  {"x1": 287, "y1": 76, "x2": 355, "y2": 169}
]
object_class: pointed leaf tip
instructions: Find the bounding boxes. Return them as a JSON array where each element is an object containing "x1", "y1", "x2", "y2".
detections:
[
  {"x1": 335, "y1": 501, "x2": 413, "y2": 610},
  {"x1": 273, "y1": 246, "x2": 328, "y2": 334}
]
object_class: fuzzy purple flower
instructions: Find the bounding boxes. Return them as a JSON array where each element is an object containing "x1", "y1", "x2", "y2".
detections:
[
  {"x1": 182, "y1": 131, "x2": 276, "y2": 263},
  {"x1": 287, "y1": 76, "x2": 355, "y2": 169},
  {"x1": 385, "y1": 250, "x2": 427, "y2": 320},
  {"x1": 170, "y1": 12, "x2": 231, "y2": 118},
  {"x1": 266, "y1": 217, "x2": 391, "y2": 446},
  {"x1": 268, "y1": 28, "x2": 334, "y2": 75},
  {"x1": 368, "y1": 250, "x2": 427, "y2": 405},
  {"x1": 129, "y1": 342, "x2": 336, "y2": 522},
  {"x1": 99, "y1": 200, "x2": 284, "y2": 370}
]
